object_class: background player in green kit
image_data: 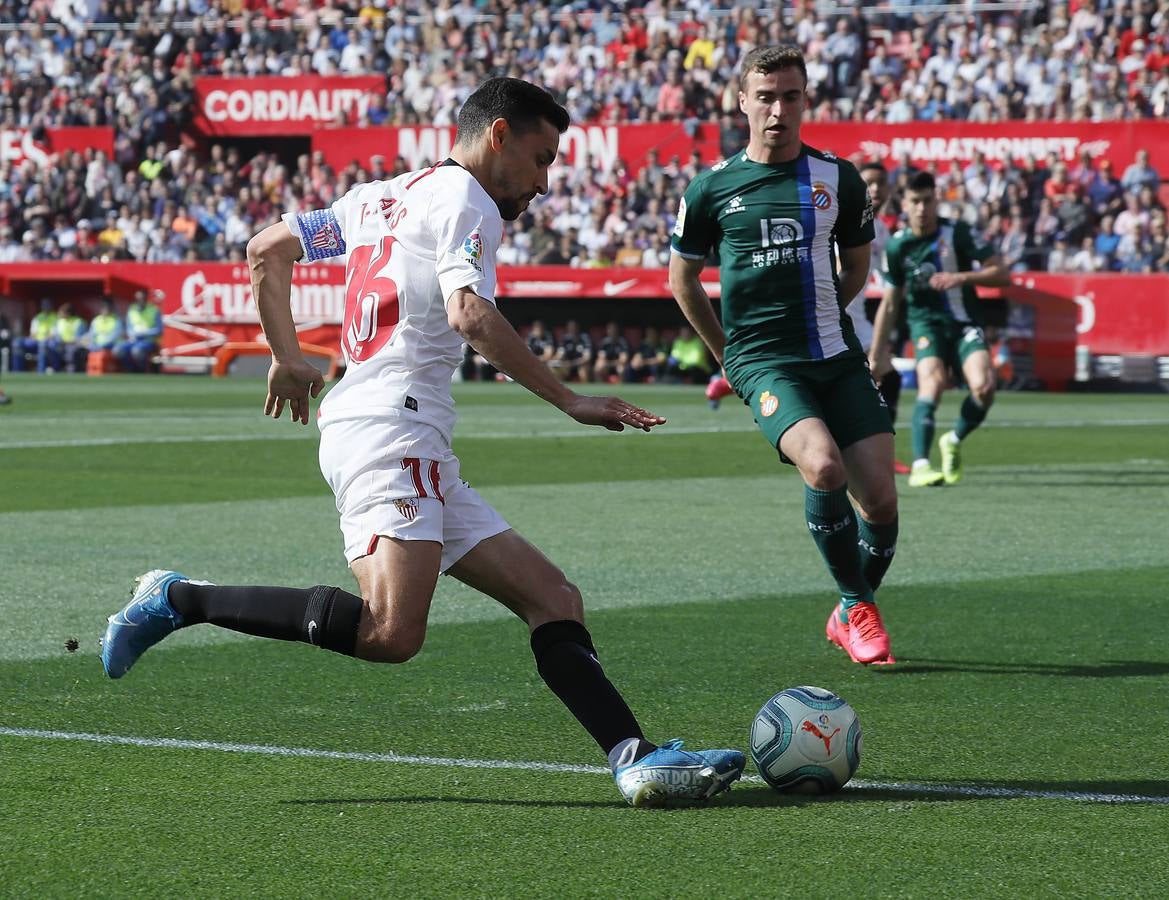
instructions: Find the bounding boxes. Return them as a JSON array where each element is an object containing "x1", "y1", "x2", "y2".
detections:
[
  {"x1": 668, "y1": 45, "x2": 899, "y2": 666},
  {"x1": 870, "y1": 171, "x2": 1010, "y2": 487}
]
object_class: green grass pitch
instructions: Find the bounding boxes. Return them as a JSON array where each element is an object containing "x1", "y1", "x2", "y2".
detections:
[{"x1": 1, "y1": 374, "x2": 1168, "y2": 897}]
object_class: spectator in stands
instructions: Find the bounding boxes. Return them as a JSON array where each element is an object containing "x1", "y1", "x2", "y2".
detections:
[
  {"x1": 1087, "y1": 159, "x2": 1126, "y2": 217},
  {"x1": 0, "y1": 1, "x2": 1165, "y2": 276},
  {"x1": 86, "y1": 297, "x2": 123, "y2": 358},
  {"x1": 593, "y1": 321, "x2": 630, "y2": 384},
  {"x1": 666, "y1": 325, "x2": 710, "y2": 384},
  {"x1": 1047, "y1": 234, "x2": 1074, "y2": 272},
  {"x1": 553, "y1": 319, "x2": 592, "y2": 383},
  {"x1": 116, "y1": 289, "x2": 163, "y2": 373},
  {"x1": 13, "y1": 298, "x2": 55, "y2": 373},
  {"x1": 999, "y1": 214, "x2": 1030, "y2": 273},
  {"x1": 48, "y1": 302, "x2": 88, "y2": 373},
  {"x1": 1069, "y1": 236, "x2": 1101, "y2": 273},
  {"x1": 1095, "y1": 215, "x2": 1122, "y2": 270},
  {"x1": 1122, "y1": 148, "x2": 1160, "y2": 196},
  {"x1": 625, "y1": 326, "x2": 668, "y2": 383}
]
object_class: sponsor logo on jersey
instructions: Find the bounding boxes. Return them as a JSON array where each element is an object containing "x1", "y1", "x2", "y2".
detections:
[
  {"x1": 673, "y1": 197, "x2": 687, "y2": 237},
  {"x1": 309, "y1": 220, "x2": 341, "y2": 251},
  {"x1": 393, "y1": 498, "x2": 419, "y2": 521},
  {"x1": 722, "y1": 195, "x2": 745, "y2": 215},
  {"x1": 759, "y1": 391, "x2": 779, "y2": 417},
  {"x1": 711, "y1": 157, "x2": 732, "y2": 172},
  {"x1": 760, "y1": 217, "x2": 804, "y2": 248},
  {"x1": 810, "y1": 182, "x2": 832, "y2": 210},
  {"x1": 909, "y1": 261, "x2": 938, "y2": 289}
]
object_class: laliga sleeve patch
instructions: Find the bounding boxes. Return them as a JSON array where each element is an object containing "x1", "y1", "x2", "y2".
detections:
[
  {"x1": 460, "y1": 226, "x2": 484, "y2": 271},
  {"x1": 296, "y1": 208, "x2": 347, "y2": 261}
]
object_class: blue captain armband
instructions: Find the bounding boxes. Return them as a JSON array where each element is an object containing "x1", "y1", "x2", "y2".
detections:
[{"x1": 294, "y1": 208, "x2": 347, "y2": 261}]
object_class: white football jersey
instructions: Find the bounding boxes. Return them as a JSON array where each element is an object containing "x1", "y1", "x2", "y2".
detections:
[
  {"x1": 283, "y1": 162, "x2": 502, "y2": 453},
  {"x1": 844, "y1": 216, "x2": 890, "y2": 352}
]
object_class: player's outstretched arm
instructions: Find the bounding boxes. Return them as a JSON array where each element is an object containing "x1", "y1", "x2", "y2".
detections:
[
  {"x1": 447, "y1": 288, "x2": 665, "y2": 432},
  {"x1": 928, "y1": 254, "x2": 1011, "y2": 291},
  {"x1": 247, "y1": 222, "x2": 325, "y2": 425}
]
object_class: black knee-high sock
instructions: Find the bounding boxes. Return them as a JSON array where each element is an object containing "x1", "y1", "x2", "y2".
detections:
[
  {"x1": 530, "y1": 620, "x2": 648, "y2": 756},
  {"x1": 879, "y1": 368, "x2": 902, "y2": 425},
  {"x1": 168, "y1": 582, "x2": 364, "y2": 656}
]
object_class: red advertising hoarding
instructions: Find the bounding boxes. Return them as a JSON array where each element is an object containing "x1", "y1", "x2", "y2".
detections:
[
  {"x1": 801, "y1": 122, "x2": 1169, "y2": 173},
  {"x1": 312, "y1": 123, "x2": 723, "y2": 174},
  {"x1": 191, "y1": 76, "x2": 386, "y2": 136},
  {"x1": 1014, "y1": 272, "x2": 1169, "y2": 357},
  {"x1": 0, "y1": 127, "x2": 116, "y2": 168},
  {"x1": 309, "y1": 121, "x2": 1169, "y2": 175}
]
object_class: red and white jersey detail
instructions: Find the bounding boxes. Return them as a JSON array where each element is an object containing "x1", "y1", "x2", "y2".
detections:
[
  {"x1": 283, "y1": 163, "x2": 502, "y2": 452},
  {"x1": 845, "y1": 216, "x2": 890, "y2": 352}
]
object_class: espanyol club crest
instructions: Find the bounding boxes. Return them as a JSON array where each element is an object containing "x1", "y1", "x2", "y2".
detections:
[
  {"x1": 759, "y1": 391, "x2": 780, "y2": 417},
  {"x1": 810, "y1": 182, "x2": 832, "y2": 210}
]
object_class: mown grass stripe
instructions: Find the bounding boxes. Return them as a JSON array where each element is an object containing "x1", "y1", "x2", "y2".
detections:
[
  {"x1": 3, "y1": 727, "x2": 1166, "y2": 805},
  {"x1": 5, "y1": 416, "x2": 1169, "y2": 450}
]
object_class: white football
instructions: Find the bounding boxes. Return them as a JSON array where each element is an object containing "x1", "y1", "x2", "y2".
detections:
[{"x1": 750, "y1": 685, "x2": 861, "y2": 793}]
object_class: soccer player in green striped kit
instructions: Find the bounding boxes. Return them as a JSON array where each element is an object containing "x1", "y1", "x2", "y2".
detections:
[
  {"x1": 669, "y1": 46, "x2": 898, "y2": 665},
  {"x1": 871, "y1": 171, "x2": 1010, "y2": 487}
]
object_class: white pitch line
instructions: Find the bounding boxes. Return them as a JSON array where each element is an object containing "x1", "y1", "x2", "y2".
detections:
[
  {"x1": 3, "y1": 417, "x2": 1169, "y2": 450},
  {"x1": 2, "y1": 727, "x2": 1166, "y2": 805}
]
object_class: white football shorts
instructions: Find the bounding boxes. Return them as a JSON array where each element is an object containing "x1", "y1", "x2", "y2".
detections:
[{"x1": 318, "y1": 417, "x2": 509, "y2": 570}]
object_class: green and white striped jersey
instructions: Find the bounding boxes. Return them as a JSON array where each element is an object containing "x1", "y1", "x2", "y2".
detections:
[
  {"x1": 884, "y1": 218, "x2": 997, "y2": 328},
  {"x1": 671, "y1": 144, "x2": 874, "y2": 379}
]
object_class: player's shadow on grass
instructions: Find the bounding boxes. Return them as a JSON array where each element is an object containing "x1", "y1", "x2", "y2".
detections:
[
  {"x1": 871, "y1": 658, "x2": 1169, "y2": 678},
  {"x1": 281, "y1": 795, "x2": 624, "y2": 810}
]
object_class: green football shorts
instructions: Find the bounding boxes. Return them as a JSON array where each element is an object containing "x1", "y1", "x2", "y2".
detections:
[
  {"x1": 733, "y1": 353, "x2": 894, "y2": 463},
  {"x1": 910, "y1": 321, "x2": 989, "y2": 373}
]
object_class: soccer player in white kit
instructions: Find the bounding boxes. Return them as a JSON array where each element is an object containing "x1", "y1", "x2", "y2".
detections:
[{"x1": 99, "y1": 78, "x2": 745, "y2": 807}]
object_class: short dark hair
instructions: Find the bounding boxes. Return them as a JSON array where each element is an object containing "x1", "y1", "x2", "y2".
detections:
[
  {"x1": 859, "y1": 162, "x2": 888, "y2": 181},
  {"x1": 907, "y1": 171, "x2": 937, "y2": 193},
  {"x1": 455, "y1": 77, "x2": 570, "y2": 146},
  {"x1": 739, "y1": 45, "x2": 808, "y2": 91}
]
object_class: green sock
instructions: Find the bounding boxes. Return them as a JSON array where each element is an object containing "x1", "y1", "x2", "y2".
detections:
[
  {"x1": 857, "y1": 516, "x2": 898, "y2": 593},
  {"x1": 912, "y1": 399, "x2": 937, "y2": 461},
  {"x1": 805, "y1": 485, "x2": 872, "y2": 607},
  {"x1": 954, "y1": 395, "x2": 987, "y2": 441}
]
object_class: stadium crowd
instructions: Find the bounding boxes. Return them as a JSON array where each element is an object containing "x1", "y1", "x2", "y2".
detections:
[{"x1": 0, "y1": 0, "x2": 1167, "y2": 274}]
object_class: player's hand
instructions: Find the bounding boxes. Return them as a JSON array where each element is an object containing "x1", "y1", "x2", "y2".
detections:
[
  {"x1": 563, "y1": 394, "x2": 666, "y2": 432},
  {"x1": 928, "y1": 271, "x2": 964, "y2": 291},
  {"x1": 265, "y1": 358, "x2": 325, "y2": 425}
]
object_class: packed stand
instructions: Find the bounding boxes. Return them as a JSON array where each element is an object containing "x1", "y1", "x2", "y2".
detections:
[{"x1": 0, "y1": 1, "x2": 1167, "y2": 272}]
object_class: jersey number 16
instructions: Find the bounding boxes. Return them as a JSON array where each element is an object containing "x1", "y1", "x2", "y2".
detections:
[{"x1": 343, "y1": 236, "x2": 400, "y2": 363}]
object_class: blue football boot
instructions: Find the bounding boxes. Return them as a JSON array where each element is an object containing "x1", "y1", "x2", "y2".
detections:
[
  {"x1": 101, "y1": 569, "x2": 191, "y2": 679},
  {"x1": 614, "y1": 739, "x2": 746, "y2": 807}
]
